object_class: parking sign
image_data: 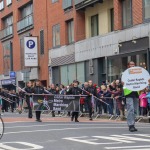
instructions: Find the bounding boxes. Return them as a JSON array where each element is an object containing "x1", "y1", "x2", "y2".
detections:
[{"x1": 24, "y1": 37, "x2": 38, "y2": 67}]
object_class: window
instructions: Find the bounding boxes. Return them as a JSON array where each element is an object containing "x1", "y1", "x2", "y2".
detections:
[
  {"x1": 91, "y1": 14, "x2": 99, "y2": 37},
  {"x1": 3, "y1": 42, "x2": 12, "y2": 76},
  {"x1": 53, "y1": 24, "x2": 60, "y2": 47},
  {"x1": 40, "y1": 30, "x2": 44, "y2": 55},
  {"x1": 122, "y1": 0, "x2": 132, "y2": 28},
  {"x1": 63, "y1": 0, "x2": 72, "y2": 10},
  {"x1": 20, "y1": 3, "x2": 33, "y2": 19},
  {"x1": 52, "y1": 0, "x2": 58, "y2": 3},
  {"x1": 67, "y1": 20, "x2": 74, "y2": 44},
  {"x1": 110, "y1": 8, "x2": 114, "y2": 31},
  {"x1": 6, "y1": 0, "x2": 12, "y2": 6},
  {"x1": 144, "y1": 0, "x2": 150, "y2": 20},
  {"x1": 3, "y1": 15, "x2": 13, "y2": 28},
  {"x1": 0, "y1": 0, "x2": 4, "y2": 11}
]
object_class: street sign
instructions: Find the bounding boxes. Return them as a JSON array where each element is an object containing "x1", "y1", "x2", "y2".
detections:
[
  {"x1": 9, "y1": 71, "x2": 16, "y2": 78},
  {"x1": 24, "y1": 37, "x2": 38, "y2": 67},
  {"x1": 122, "y1": 66, "x2": 150, "y2": 91}
]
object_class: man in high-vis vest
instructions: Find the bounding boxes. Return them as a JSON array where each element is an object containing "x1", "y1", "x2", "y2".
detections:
[{"x1": 123, "y1": 61, "x2": 139, "y2": 132}]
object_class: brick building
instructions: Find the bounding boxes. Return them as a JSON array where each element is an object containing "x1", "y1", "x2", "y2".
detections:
[
  {"x1": 49, "y1": 0, "x2": 150, "y2": 86},
  {"x1": 0, "y1": 0, "x2": 49, "y2": 89},
  {"x1": 0, "y1": 0, "x2": 150, "y2": 88}
]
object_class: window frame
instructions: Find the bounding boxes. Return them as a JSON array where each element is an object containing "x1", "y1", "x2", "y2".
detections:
[
  {"x1": 40, "y1": 30, "x2": 44, "y2": 55},
  {"x1": 91, "y1": 14, "x2": 99, "y2": 37},
  {"x1": 52, "y1": 24, "x2": 61, "y2": 48},
  {"x1": 143, "y1": 0, "x2": 150, "y2": 22},
  {"x1": 67, "y1": 20, "x2": 74, "y2": 44},
  {"x1": 122, "y1": 0, "x2": 133, "y2": 29}
]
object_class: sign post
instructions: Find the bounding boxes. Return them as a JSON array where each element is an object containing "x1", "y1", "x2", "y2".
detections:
[
  {"x1": 122, "y1": 66, "x2": 150, "y2": 91},
  {"x1": 24, "y1": 37, "x2": 38, "y2": 67}
]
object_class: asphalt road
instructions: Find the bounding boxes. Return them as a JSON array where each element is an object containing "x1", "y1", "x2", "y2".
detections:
[{"x1": 1, "y1": 113, "x2": 150, "y2": 150}]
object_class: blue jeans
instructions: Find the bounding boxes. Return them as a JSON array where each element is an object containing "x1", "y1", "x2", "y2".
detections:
[{"x1": 126, "y1": 98, "x2": 139, "y2": 126}]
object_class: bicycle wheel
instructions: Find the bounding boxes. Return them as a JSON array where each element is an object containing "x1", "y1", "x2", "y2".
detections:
[{"x1": 0, "y1": 116, "x2": 4, "y2": 139}]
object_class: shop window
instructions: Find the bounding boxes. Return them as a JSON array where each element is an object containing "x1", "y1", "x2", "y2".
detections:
[
  {"x1": 122, "y1": 0, "x2": 132, "y2": 28},
  {"x1": 91, "y1": 14, "x2": 99, "y2": 37},
  {"x1": 144, "y1": 0, "x2": 150, "y2": 21},
  {"x1": 52, "y1": 24, "x2": 60, "y2": 48},
  {"x1": 67, "y1": 20, "x2": 74, "y2": 44}
]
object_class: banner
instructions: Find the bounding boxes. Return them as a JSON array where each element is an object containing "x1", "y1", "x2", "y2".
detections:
[
  {"x1": 32, "y1": 95, "x2": 81, "y2": 111},
  {"x1": 122, "y1": 66, "x2": 150, "y2": 91},
  {"x1": 24, "y1": 37, "x2": 38, "y2": 67}
]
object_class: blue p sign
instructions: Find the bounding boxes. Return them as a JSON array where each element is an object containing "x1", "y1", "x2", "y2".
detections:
[{"x1": 26, "y1": 40, "x2": 35, "y2": 49}]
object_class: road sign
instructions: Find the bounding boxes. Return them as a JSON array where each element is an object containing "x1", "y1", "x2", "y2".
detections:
[{"x1": 24, "y1": 37, "x2": 38, "y2": 67}]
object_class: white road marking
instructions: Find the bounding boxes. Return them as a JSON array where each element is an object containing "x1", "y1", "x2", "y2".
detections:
[
  {"x1": 105, "y1": 145, "x2": 150, "y2": 149},
  {"x1": 0, "y1": 142, "x2": 43, "y2": 150},
  {"x1": 4, "y1": 126, "x2": 150, "y2": 135},
  {"x1": 5, "y1": 123, "x2": 128, "y2": 129}
]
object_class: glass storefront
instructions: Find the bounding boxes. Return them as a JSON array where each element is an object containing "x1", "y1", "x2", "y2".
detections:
[{"x1": 107, "y1": 53, "x2": 147, "y2": 82}]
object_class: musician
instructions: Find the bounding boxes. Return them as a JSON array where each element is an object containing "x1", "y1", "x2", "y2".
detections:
[
  {"x1": 33, "y1": 80, "x2": 45, "y2": 122},
  {"x1": 49, "y1": 84, "x2": 57, "y2": 117},
  {"x1": 24, "y1": 81, "x2": 34, "y2": 118},
  {"x1": 86, "y1": 80, "x2": 97, "y2": 121},
  {"x1": 1, "y1": 89, "x2": 9, "y2": 112},
  {"x1": 9, "y1": 90, "x2": 17, "y2": 113},
  {"x1": 68, "y1": 80, "x2": 82, "y2": 122}
]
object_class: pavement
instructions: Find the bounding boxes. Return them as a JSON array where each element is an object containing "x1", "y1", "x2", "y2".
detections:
[{"x1": 0, "y1": 112, "x2": 150, "y2": 150}]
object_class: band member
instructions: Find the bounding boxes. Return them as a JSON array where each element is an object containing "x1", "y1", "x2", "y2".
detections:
[
  {"x1": 49, "y1": 84, "x2": 57, "y2": 117},
  {"x1": 24, "y1": 81, "x2": 34, "y2": 118},
  {"x1": 68, "y1": 80, "x2": 82, "y2": 122},
  {"x1": 1, "y1": 89, "x2": 9, "y2": 112},
  {"x1": 9, "y1": 90, "x2": 16, "y2": 113},
  {"x1": 123, "y1": 61, "x2": 139, "y2": 132},
  {"x1": 86, "y1": 80, "x2": 97, "y2": 121},
  {"x1": 33, "y1": 80, "x2": 45, "y2": 122}
]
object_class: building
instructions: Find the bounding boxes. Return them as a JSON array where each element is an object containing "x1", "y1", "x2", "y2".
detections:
[
  {"x1": 0, "y1": 0, "x2": 150, "y2": 89},
  {"x1": 49, "y1": 0, "x2": 150, "y2": 86},
  {"x1": 0, "y1": 0, "x2": 49, "y2": 89}
]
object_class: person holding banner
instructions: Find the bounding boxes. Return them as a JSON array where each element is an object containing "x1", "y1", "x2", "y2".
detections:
[
  {"x1": 33, "y1": 80, "x2": 45, "y2": 122},
  {"x1": 24, "y1": 81, "x2": 34, "y2": 118},
  {"x1": 122, "y1": 61, "x2": 150, "y2": 132}
]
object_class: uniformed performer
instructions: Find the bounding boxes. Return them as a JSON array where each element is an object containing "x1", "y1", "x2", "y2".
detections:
[
  {"x1": 33, "y1": 80, "x2": 45, "y2": 122},
  {"x1": 24, "y1": 81, "x2": 34, "y2": 118},
  {"x1": 68, "y1": 80, "x2": 82, "y2": 122}
]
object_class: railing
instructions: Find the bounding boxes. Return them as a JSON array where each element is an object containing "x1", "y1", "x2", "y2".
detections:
[
  {"x1": 0, "y1": 25, "x2": 13, "y2": 40},
  {"x1": 17, "y1": 14, "x2": 33, "y2": 32}
]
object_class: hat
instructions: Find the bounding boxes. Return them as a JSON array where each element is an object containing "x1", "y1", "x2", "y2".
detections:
[{"x1": 73, "y1": 80, "x2": 79, "y2": 84}]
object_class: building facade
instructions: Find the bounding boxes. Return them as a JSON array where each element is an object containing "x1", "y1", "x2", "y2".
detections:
[
  {"x1": 0, "y1": 0, "x2": 150, "y2": 89},
  {"x1": 49, "y1": 0, "x2": 150, "y2": 86},
  {"x1": 0, "y1": 0, "x2": 49, "y2": 89}
]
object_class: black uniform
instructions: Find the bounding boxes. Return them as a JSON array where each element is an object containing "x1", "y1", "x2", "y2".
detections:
[
  {"x1": 86, "y1": 86, "x2": 97, "y2": 120},
  {"x1": 24, "y1": 87, "x2": 34, "y2": 118},
  {"x1": 1, "y1": 91, "x2": 9, "y2": 112},
  {"x1": 49, "y1": 89, "x2": 57, "y2": 117},
  {"x1": 68, "y1": 87, "x2": 82, "y2": 122},
  {"x1": 33, "y1": 86, "x2": 45, "y2": 121}
]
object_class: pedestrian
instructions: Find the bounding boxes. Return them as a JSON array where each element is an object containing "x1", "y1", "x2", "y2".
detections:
[
  {"x1": 123, "y1": 61, "x2": 139, "y2": 132},
  {"x1": 139, "y1": 89, "x2": 147, "y2": 116}
]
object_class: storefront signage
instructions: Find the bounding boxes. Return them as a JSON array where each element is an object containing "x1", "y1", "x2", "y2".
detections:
[
  {"x1": 24, "y1": 37, "x2": 38, "y2": 67},
  {"x1": 1, "y1": 78, "x2": 16, "y2": 85},
  {"x1": 122, "y1": 66, "x2": 150, "y2": 91}
]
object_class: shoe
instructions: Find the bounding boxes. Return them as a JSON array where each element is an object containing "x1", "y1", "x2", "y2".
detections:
[
  {"x1": 71, "y1": 117, "x2": 74, "y2": 121},
  {"x1": 28, "y1": 116, "x2": 32, "y2": 119},
  {"x1": 52, "y1": 113, "x2": 55, "y2": 117},
  {"x1": 89, "y1": 118, "x2": 93, "y2": 121},
  {"x1": 36, "y1": 119, "x2": 42, "y2": 122},
  {"x1": 129, "y1": 126, "x2": 138, "y2": 132},
  {"x1": 75, "y1": 120, "x2": 79, "y2": 122}
]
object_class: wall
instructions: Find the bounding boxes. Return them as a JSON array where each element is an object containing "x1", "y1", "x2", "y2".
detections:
[{"x1": 85, "y1": 0, "x2": 113, "y2": 38}]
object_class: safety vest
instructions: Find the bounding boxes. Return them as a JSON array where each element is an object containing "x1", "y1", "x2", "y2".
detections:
[{"x1": 123, "y1": 87, "x2": 139, "y2": 96}]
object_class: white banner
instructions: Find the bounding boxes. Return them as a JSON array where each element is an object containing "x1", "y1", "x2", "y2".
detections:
[
  {"x1": 24, "y1": 37, "x2": 38, "y2": 67},
  {"x1": 122, "y1": 66, "x2": 150, "y2": 91}
]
